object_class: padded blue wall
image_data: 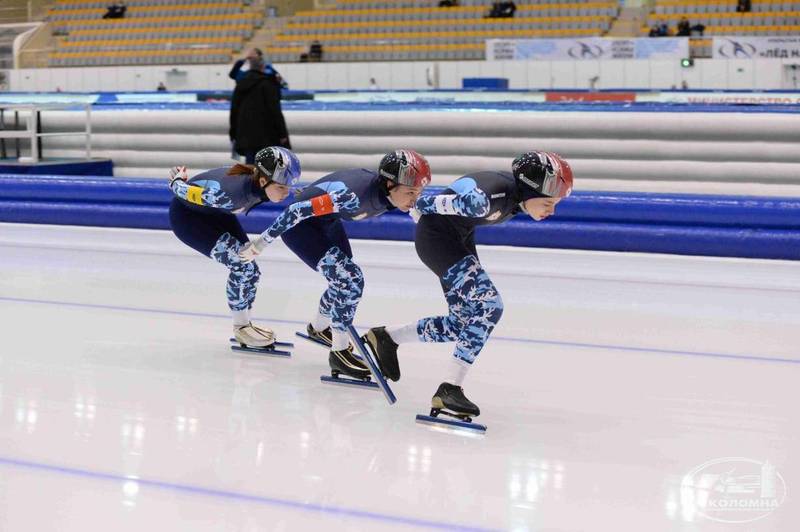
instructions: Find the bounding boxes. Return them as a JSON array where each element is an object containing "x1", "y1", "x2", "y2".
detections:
[{"x1": 1, "y1": 174, "x2": 799, "y2": 260}]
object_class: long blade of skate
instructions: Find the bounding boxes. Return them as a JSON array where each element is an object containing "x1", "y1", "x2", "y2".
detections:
[
  {"x1": 229, "y1": 338, "x2": 294, "y2": 348},
  {"x1": 348, "y1": 325, "x2": 397, "y2": 405},
  {"x1": 320, "y1": 375, "x2": 379, "y2": 389},
  {"x1": 229, "y1": 340, "x2": 292, "y2": 357},
  {"x1": 294, "y1": 331, "x2": 330, "y2": 349},
  {"x1": 415, "y1": 414, "x2": 486, "y2": 434},
  {"x1": 295, "y1": 331, "x2": 365, "y2": 361}
]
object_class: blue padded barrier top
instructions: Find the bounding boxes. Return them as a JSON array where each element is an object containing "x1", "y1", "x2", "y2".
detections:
[
  {"x1": 1, "y1": 174, "x2": 799, "y2": 260},
  {"x1": 86, "y1": 101, "x2": 800, "y2": 114}
]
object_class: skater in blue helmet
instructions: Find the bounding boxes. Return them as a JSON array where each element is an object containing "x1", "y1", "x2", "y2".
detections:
[
  {"x1": 363, "y1": 152, "x2": 574, "y2": 422},
  {"x1": 168, "y1": 146, "x2": 301, "y2": 347},
  {"x1": 239, "y1": 150, "x2": 431, "y2": 380}
]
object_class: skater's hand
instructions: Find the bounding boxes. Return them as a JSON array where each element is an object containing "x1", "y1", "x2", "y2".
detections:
[
  {"x1": 238, "y1": 239, "x2": 265, "y2": 263},
  {"x1": 168, "y1": 165, "x2": 188, "y2": 186},
  {"x1": 452, "y1": 188, "x2": 490, "y2": 218},
  {"x1": 409, "y1": 207, "x2": 422, "y2": 223}
]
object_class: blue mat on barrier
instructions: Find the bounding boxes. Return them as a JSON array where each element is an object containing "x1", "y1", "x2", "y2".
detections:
[
  {"x1": 1, "y1": 174, "x2": 799, "y2": 260},
  {"x1": 87, "y1": 101, "x2": 800, "y2": 114},
  {"x1": 0, "y1": 159, "x2": 113, "y2": 176}
]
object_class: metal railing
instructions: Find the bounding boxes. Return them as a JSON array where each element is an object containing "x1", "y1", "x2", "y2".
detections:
[
  {"x1": 0, "y1": 103, "x2": 92, "y2": 163},
  {"x1": 0, "y1": 1, "x2": 51, "y2": 23}
]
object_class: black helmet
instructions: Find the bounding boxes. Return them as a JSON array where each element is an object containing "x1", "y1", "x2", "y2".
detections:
[
  {"x1": 254, "y1": 147, "x2": 301, "y2": 186},
  {"x1": 511, "y1": 151, "x2": 573, "y2": 200},
  {"x1": 378, "y1": 149, "x2": 431, "y2": 187}
]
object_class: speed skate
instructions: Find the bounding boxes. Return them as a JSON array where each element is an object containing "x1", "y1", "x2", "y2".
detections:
[
  {"x1": 295, "y1": 326, "x2": 387, "y2": 393},
  {"x1": 229, "y1": 338, "x2": 293, "y2": 357},
  {"x1": 415, "y1": 409, "x2": 487, "y2": 434},
  {"x1": 415, "y1": 383, "x2": 486, "y2": 433},
  {"x1": 346, "y1": 325, "x2": 397, "y2": 405},
  {"x1": 313, "y1": 326, "x2": 397, "y2": 404}
]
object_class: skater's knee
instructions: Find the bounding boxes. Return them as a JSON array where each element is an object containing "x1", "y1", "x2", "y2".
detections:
[
  {"x1": 348, "y1": 263, "x2": 364, "y2": 297},
  {"x1": 334, "y1": 258, "x2": 363, "y2": 299},
  {"x1": 246, "y1": 261, "x2": 261, "y2": 282},
  {"x1": 487, "y1": 290, "x2": 503, "y2": 323},
  {"x1": 210, "y1": 233, "x2": 242, "y2": 267},
  {"x1": 477, "y1": 279, "x2": 503, "y2": 323}
]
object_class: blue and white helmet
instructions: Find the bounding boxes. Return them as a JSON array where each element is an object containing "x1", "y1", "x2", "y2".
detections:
[{"x1": 254, "y1": 146, "x2": 301, "y2": 186}]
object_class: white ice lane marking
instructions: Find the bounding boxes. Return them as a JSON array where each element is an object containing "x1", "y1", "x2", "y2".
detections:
[{"x1": 1, "y1": 295, "x2": 797, "y2": 365}]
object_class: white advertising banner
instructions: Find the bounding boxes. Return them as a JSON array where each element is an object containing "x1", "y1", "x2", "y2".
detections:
[
  {"x1": 712, "y1": 36, "x2": 800, "y2": 59},
  {"x1": 638, "y1": 91, "x2": 800, "y2": 105},
  {"x1": 486, "y1": 38, "x2": 689, "y2": 61}
]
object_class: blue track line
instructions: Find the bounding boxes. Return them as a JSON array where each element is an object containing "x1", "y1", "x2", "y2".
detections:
[
  {"x1": 1, "y1": 295, "x2": 798, "y2": 365},
  {"x1": 0, "y1": 456, "x2": 498, "y2": 532}
]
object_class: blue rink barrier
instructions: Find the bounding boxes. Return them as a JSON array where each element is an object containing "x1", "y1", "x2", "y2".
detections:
[{"x1": 1, "y1": 174, "x2": 799, "y2": 260}]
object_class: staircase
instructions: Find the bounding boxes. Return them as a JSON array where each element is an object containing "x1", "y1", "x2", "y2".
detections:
[
  {"x1": 236, "y1": 17, "x2": 288, "y2": 61},
  {"x1": 606, "y1": 6, "x2": 649, "y2": 37}
]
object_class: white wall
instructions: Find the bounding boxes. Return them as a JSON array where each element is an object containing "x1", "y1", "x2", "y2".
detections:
[{"x1": 7, "y1": 58, "x2": 793, "y2": 92}]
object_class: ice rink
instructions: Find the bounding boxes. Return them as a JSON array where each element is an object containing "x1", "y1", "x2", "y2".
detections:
[{"x1": 0, "y1": 222, "x2": 797, "y2": 531}]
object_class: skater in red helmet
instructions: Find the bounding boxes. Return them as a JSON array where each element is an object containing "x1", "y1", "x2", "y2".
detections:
[
  {"x1": 238, "y1": 149, "x2": 431, "y2": 381},
  {"x1": 364, "y1": 152, "x2": 573, "y2": 423}
]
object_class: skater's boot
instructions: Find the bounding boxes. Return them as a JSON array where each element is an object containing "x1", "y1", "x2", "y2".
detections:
[
  {"x1": 364, "y1": 326, "x2": 400, "y2": 381},
  {"x1": 306, "y1": 323, "x2": 333, "y2": 347},
  {"x1": 234, "y1": 322, "x2": 275, "y2": 347},
  {"x1": 329, "y1": 346, "x2": 371, "y2": 380},
  {"x1": 431, "y1": 383, "x2": 480, "y2": 419}
]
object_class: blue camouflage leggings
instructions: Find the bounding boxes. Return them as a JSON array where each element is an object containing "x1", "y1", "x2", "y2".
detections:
[
  {"x1": 211, "y1": 233, "x2": 261, "y2": 311},
  {"x1": 315, "y1": 247, "x2": 364, "y2": 333},
  {"x1": 281, "y1": 217, "x2": 363, "y2": 332},
  {"x1": 169, "y1": 199, "x2": 260, "y2": 312},
  {"x1": 417, "y1": 255, "x2": 504, "y2": 364}
]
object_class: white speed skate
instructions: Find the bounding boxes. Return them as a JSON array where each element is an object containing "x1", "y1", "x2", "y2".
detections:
[
  {"x1": 233, "y1": 322, "x2": 275, "y2": 348},
  {"x1": 230, "y1": 323, "x2": 293, "y2": 358}
]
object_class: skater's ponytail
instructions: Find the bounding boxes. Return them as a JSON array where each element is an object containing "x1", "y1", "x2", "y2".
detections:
[{"x1": 228, "y1": 163, "x2": 262, "y2": 186}]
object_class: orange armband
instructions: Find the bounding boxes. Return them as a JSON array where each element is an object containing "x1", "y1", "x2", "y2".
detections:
[{"x1": 311, "y1": 194, "x2": 335, "y2": 216}]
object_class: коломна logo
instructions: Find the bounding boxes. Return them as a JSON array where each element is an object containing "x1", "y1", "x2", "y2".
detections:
[{"x1": 681, "y1": 457, "x2": 786, "y2": 523}]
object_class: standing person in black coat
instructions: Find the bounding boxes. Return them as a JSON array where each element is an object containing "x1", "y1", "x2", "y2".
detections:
[{"x1": 229, "y1": 56, "x2": 290, "y2": 164}]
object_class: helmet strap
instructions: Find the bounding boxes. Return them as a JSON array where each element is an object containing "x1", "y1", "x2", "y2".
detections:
[{"x1": 379, "y1": 177, "x2": 393, "y2": 196}]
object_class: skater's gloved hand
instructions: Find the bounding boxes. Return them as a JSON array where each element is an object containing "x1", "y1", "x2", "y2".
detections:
[
  {"x1": 168, "y1": 165, "x2": 188, "y2": 187},
  {"x1": 451, "y1": 188, "x2": 490, "y2": 218},
  {"x1": 238, "y1": 238, "x2": 267, "y2": 263},
  {"x1": 409, "y1": 206, "x2": 422, "y2": 223},
  {"x1": 415, "y1": 189, "x2": 488, "y2": 218}
]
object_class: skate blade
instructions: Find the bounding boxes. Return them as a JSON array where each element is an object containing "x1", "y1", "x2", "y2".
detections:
[
  {"x1": 230, "y1": 345, "x2": 291, "y2": 358},
  {"x1": 415, "y1": 414, "x2": 486, "y2": 434},
  {"x1": 229, "y1": 338, "x2": 294, "y2": 348},
  {"x1": 348, "y1": 325, "x2": 397, "y2": 405},
  {"x1": 320, "y1": 375, "x2": 379, "y2": 389},
  {"x1": 295, "y1": 332, "x2": 365, "y2": 361},
  {"x1": 295, "y1": 331, "x2": 331, "y2": 349}
]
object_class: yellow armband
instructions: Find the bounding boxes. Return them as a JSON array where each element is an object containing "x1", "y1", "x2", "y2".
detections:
[{"x1": 186, "y1": 186, "x2": 204, "y2": 206}]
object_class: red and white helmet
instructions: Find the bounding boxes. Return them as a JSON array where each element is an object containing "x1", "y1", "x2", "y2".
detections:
[
  {"x1": 512, "y1": 151, "x2": 573, "y2": 199},
  {"x1": 378, "y1": 149, "x2": 431, "y2": 188}
]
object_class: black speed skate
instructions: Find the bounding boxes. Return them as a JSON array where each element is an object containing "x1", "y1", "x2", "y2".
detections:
[
  {"x1": 328, "y1": 346, "x2": 371, "y2": 380},
  {"x1": 364, "y1": 326, "x2": 400, "y2": 381},
  {"x1": 306, "y1": 323, "x2": 333, "y2": 347},
  {"x1": 416, "y1": 383, "x2": 486, "y2": 433},
  {"x1": 431, "y1": 383, "x2": 480, "y2": 421}
]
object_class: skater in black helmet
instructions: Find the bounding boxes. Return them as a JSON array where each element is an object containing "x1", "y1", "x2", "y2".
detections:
[
  {"x1": 238, "y1": 150, "x2": 431, "y2": 381},
  {"x1": 364, "y1": 151, "x2": 574, "y2": 422},
  {"x1": 168, "y1": 147, "x2": 301, "y2": 348}
]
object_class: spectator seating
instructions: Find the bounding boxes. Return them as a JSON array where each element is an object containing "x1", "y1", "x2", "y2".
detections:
[
  {"x1": 645, "y1": 0, "x2": 800, "y2": 37},
  {"x1": 269, "y1": 0, "x2": 617, "y2": 62},
  {"x1": 47, "y1": 0, "x2": 256, "y2": 67},
  {"x1": 653, "y1": 0, "x2": 799, "y2": 14}
]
